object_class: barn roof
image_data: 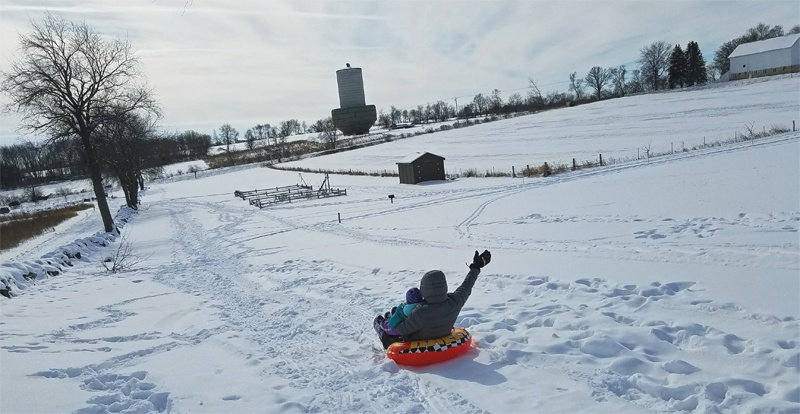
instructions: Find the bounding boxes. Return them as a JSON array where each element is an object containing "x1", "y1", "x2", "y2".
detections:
[
  {"x1": 729, "y1": 33, "x2": 800, "y2": 58},
  {"x1": 396, "y1": 152, "x2": 445, "y2": 164}
]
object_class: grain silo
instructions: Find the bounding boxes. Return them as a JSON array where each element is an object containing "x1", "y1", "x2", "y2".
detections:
[
  {"x1": 331, "y1": 63, "x2": 377, "y2": 136},
  {"x1": 336, "y1": 66, "x2": 367, "y2": 108}
]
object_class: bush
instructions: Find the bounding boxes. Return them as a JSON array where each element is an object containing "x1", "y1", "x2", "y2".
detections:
[
  {"x1": 521, "y1": 162, "x2": 563, "y2": 177},
  {"x1": 485, "y1": 169, "x2": 510, "y2": 177},
  {"x1": 742, "y1": 122, "x2": 790, "y2": 141},
  {"x1": 461, "y1": 168, "x2": 478, "y2": 178},
  {"x1": 769, "y1": 125, "x2": 790, "y2": 134},
  {"x1": 25, "y1": 186, "x2": 44, "y2": 202}
]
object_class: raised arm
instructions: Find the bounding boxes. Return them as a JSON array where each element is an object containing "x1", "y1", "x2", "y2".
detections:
[{"x1": 450, "y1": 267, "x2": 481, "y2": 308}]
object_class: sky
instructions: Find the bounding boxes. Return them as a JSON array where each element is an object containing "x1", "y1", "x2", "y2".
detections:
[
  {"x1": 0, "y1": 0, "x2": 798, "y2": 144},
  {"x1": 1, "y1": 73, "x2": 799, "y2": 412}
]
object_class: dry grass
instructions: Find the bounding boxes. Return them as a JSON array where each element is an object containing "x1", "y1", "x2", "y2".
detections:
[
  {"x1": 275, "y1": 165, "x2": 399, "y2": 177},
  {"x1": 0, "y1": 203, "x2": 94, "y2": 251}
]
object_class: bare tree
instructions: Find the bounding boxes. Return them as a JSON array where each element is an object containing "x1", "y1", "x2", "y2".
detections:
[
  {"x1": 527, "y1": 78, "x2": 543, "y2": 105},
  {"x1": 103, "y1": 233, "x2": 150, "y2": 273},
  {"x1": 472, "y1": 94, "x2": 488, "y2": 116},
  {"x1": 96, "y1": 111, "x2": 158, "y2": 209},
  {"x1": 1, "y1": 13, "x2": 159, "y2": 232},
  {"x1": 55, "y1": 186, "x2": 71, "y2": 201},
  {"x1": 431, "y1": 100, "x2": 451, "y2": 122},
  {"x1": 279, "y1": 119, "x2": 300, "y2": 138},
  {"x1": 313, "y1": 117, "x2": 339, "y2": 149},
  {"x1": 585, "y1": 66, "x2": 612, "y2": 100},
  {"x1": 706, "y1": 63, "x2": 720, "y2": 82},
  {"x1": 627, "y1": 69, "x2": 645, "y2": 94},
  {"x1": 416, "y1": 105, "x2": 426, "y2": 123},
  {"x1": 252, "y1": 124, "x2": 269, "y2": 141},
  {"x1": 744, "y1": 23, "x2": 784, "y2": 41},
  {"x1": 218, "y1": 124, "x2": 238, "y2": 151},
  {"x1": 25, "y1": 185, "x2": 44, "y2": 202},
  {"x1": 609, "y1": 65, "x2": 627, "y2": 97},
  {"x1": 569, "y1": 72, "x2": 585, "y2": 100},
  {"x1": 1, "y1": 145, "x2": 26, "y2": 189},
  {"x1": 244, "y1": 128, "x2": 257, "y2": 150},
  {"x1": 377, "y1": 109, "x2": 391, "y2": 129},
  {"x1": 490, "y1": 89, "x2": 503, "y2": 113},
  {"x1": 507, "y1": 93, "x2": 523, "y2": 109},
  {"x1": 390, "y1": 105, "x2": 401, "y2": 125},
  {"x1": 638, "y1": 41, "x2": 671, "y2": 90},
  {"x1": 17, "y1": 141, "x2": 41, "y2": 182}
]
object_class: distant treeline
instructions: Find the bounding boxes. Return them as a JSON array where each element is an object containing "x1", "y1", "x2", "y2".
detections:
[
  {"x1": 0, "y1": 130, "x2": 211, "y2": 190},
  {"x1": 372, "y1": 23, "x2": 799, "y2": 129}
]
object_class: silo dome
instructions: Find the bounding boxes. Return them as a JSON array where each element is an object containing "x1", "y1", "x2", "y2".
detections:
[{"x1": 336, "y1": 67, "x2": 367, "y2": 108}]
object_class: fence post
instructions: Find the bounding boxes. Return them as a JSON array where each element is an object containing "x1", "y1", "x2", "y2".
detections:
[
  {"x1": 704, "y1": 136, "x2": 706, "y2": 147},
  {"x1": 599, "y1": 154, "x2": 603, "y2": 166},
  {"x1": 572, "y1": 158, "x2": 576, "y2": 171},
  {"x1": 638, "y1": 148, "x2": 640, "y2": 159},
  {"x1": 794, "y1": 120, "x2": 796, "y2": 131},
  {"x1": 671, "y1": 142, "x2": 673, "y2": 154},
  {"x1": 512, "y1": 166, "x2": 516, "y2": 178},
  {"x1": 338, "y1": 213, "x2": 341, "y2": 223},
  {"x1": 543, "y1": 162, "x2": 550, "y2": 177}
]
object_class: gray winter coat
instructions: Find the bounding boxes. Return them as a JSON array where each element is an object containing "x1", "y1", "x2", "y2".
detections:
[{"x1": 395, "y1": 267, "x2": 480, "y2": 340}]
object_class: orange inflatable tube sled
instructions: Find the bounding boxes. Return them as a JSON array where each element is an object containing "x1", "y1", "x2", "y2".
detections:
[{"x1": 386, "y1": 328, "x2": 472, "y2": 366}]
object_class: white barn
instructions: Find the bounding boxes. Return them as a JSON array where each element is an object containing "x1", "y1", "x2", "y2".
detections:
[{"x1": 728, "y1": 33, "x2": 800, "y2": 81}]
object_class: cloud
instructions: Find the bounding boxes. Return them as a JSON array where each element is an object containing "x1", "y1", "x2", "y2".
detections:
[{"x1": 0, "y1": 0, "x2": 798, "y2": 142}]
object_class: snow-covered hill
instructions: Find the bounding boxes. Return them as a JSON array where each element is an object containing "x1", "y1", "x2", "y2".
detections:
[{"x1": 283, "y1": 75, "x2": 800, "y2": 175}]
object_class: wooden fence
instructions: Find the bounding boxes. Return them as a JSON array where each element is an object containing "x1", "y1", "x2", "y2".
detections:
[{"x1": 234, "y1": 183, "x2": 346, "y2": 209}]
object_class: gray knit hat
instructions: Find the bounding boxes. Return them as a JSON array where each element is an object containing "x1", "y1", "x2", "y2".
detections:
[{"x1": 420, "y1": 270, "x2": 447, "y2": 303}]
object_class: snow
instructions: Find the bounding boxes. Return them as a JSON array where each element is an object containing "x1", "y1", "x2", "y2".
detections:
[
  {"x1": 1, "y1": 77, "x2": 799, "y2": 414},
  {"x1": 282, "y1": 75, "x2": 800, "y2": 175},
  {"x1": 728, "y1": 34, "x2": 800, "y2": 58}
]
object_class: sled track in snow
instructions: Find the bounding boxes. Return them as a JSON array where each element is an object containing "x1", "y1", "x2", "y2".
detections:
[
  {"x1": 452, "y1": 134, "x2": 800, "y2": 238},
  {"x1": 154, "y1": 201, "x2": 490, "y2": 413},
  {"x1": 241, "y1": 134, "x2": 800, "y2": 259}
]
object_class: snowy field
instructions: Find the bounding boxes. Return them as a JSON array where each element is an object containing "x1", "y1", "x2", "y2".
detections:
[
  {"x1": 1, "y1": 77, "x2": 799, "y2": 414},
  {"x1": 283, "y1": 75, "x2": 800, "y2": 175}
]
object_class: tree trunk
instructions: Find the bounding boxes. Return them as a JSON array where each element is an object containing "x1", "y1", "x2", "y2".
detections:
[
  {"x1": 126, "y1": 174, "x2": 139, "y2": 209},
  {"x1": 118, "y1": 173, "x2": 138, "y2": 210},
  {"x1": 81, "y1": 133, "x2": 115, "y2": 232},
  {"x1": 121, "y1": 183, "x2": 130, "y2": 206}
]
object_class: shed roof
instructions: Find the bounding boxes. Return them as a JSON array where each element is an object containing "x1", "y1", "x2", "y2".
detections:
[
  {"x1": 729, "y1": 33, "x2": 800, "y2": 58},
  {"x1": 396, "y1": 152, "x2": 445, "y2": 164}
]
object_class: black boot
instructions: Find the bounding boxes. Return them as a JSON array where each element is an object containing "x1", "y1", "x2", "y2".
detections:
[{"x1": 373, "y1": 315, "x2": 385, "y2": 335}]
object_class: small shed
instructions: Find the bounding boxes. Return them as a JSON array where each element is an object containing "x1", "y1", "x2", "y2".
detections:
[{"x1": 397, "y1": 152, "x2": 446, "y2": 184}]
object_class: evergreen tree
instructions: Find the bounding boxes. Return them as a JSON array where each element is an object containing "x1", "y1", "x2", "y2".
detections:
[
  {"x1": 668, "y1": 44, "x2": 687, "y2": 89},
  {"x1": 684, "y1": 41, "x2": 707, "y2": 86}
]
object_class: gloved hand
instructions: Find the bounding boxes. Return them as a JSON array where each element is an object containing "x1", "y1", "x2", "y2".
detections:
[{"x1": 469, "y1": 249, "x2": 491, "y2": 269}]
